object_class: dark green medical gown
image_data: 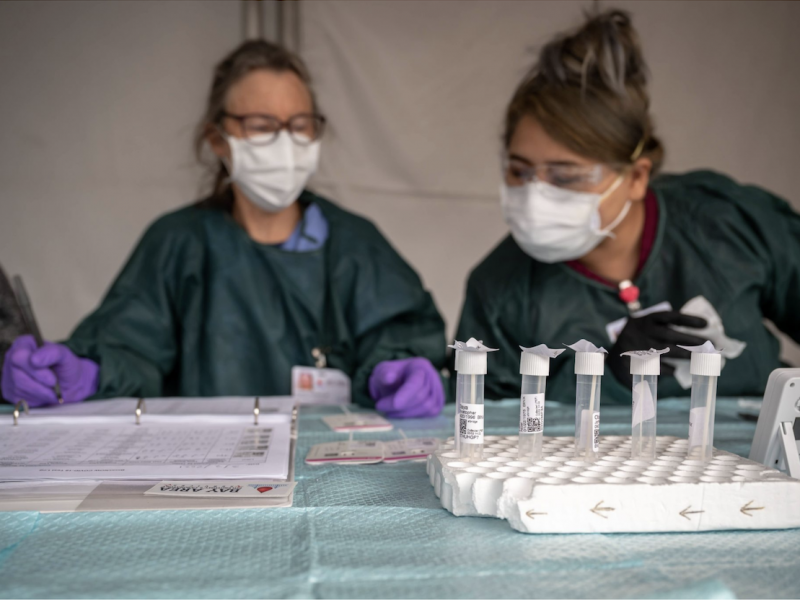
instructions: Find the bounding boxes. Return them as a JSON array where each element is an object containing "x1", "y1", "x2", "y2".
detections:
[
  {"x1": 456, "y1": 170, "x2": 800, "y2": 403},
  {"x1": 65, "y1": 191, "x2": 446, "y2": 407}
]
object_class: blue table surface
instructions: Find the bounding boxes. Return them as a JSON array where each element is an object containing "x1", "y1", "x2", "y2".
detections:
[{"x1": 0, "y1": 397, "x2": 796, "y2": 599}]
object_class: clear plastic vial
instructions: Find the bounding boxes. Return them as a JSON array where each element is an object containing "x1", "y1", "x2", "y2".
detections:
[
  {"x1": 456, "y1": 373, "x2": 484, "y2": 461},
  {"x1": 688, "y1": 374, "x2": 719, "y2": 461},
  {"x1": 518, "y1": 374, "x2": 546, "y2": 460},
  {"x1": 575, "y1": 373, "x2": 602, "y2": 462},
  {"x1": 685, "y1": 348, "x2": 721, "y2": 462},
  {"x1": 450, "y1": 338, "x2": 497, "y2": 462},
  {"x1": 631, "y1": 373, "x2": 658, "y2": 461}
]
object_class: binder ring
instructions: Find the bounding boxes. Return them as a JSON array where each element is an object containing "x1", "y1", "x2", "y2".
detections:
[
  {"x1": 13, "y1": 400, "x2": 29, "y2": 426},
  {"x1": 135, "y1": 398, "x2": 147, "y2": 425},
  {"x1": 254, "y1": 397, "x2": 260, "y2": 425}
]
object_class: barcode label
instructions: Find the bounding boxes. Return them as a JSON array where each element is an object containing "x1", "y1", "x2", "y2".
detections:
[
  {"x1": 578, "y1": 410, "x2": 600, "y2": 452},
  {"x1": 519, "y1": 393, "x2": 544, "y2": 434},
  {"x1": 458, "y1": 404, "x2": 484, "y2": 444}
]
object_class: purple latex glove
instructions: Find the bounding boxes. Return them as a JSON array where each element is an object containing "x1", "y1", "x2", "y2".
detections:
[
  {"x1": 369, "y1": 357, "x2": 444, "y2": 418},
  {"x1": 1, "y1": 335, "x2": 99, "y2": 407}
]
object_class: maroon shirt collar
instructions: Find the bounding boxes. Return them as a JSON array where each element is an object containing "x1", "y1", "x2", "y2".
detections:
[{"x1": 565, "y1": 188, "x2": 659, "y2": 288}]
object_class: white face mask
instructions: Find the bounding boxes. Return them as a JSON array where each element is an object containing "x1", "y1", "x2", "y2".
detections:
[
  {"x1": 224, "y1": 130, "x2": 321, "y2": 213},
  {"x1": 500, "y1": 174, "x2": 629, "y2": 263}
]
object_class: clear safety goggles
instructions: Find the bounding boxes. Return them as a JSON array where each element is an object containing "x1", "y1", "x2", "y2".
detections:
[{"x1": 503, "y1": 157, "x2": 609, "y2": 193}]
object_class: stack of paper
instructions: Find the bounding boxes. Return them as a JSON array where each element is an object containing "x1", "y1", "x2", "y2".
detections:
[{"x1": 0, "y1": 397, "x2": 297, "y2": 512}]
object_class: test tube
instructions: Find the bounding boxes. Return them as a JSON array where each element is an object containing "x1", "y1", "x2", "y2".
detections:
[
  {"x1": 518, "y1": 348, "x2": 557, "y2": 460},
  {"x1": 627, "y1": 353, "x2": 661, "y2": 461},
  {"x1": 519, "y1": 374, "x2": 545, "y2": 459},
  {"x1": 456, "y1": 372, "x2": 484, "y2": 462},
  {"x1": 687, "y1": 352, "x2": 721, "y2": 462},
  {"x1": 452, "y1": 340, "x2": 497, "y2": 462},
  {"x1": 574, "y1": 352, "x2": 605, "y2": 462}
]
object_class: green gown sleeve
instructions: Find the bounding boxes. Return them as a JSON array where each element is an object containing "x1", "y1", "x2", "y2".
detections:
[
  {"x1": 350, "y1": 294, "x2": 446, "y2": 408},
  {"x1": 343, "y1": 231, "x2": 447, "y2": 408},
  {"x1": 63, "y1": 215, "x2": 197, "y2": 398},
  {"x1": 683, "y1": 172, "x2": 800, "y2": 344},
  {"x1": 739, "y1": 184, "x2": 800, "y2": 343}
]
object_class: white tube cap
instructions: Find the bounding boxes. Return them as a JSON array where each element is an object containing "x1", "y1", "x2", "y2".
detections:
[
  {"x1": 455, "y1": 351, "x2": 487, "y2": 375},
  {"x1": 690, "y1": 352, "x2": 721, "y2": 377},
  {"x1": 621, "y1": 348, "x2": 669, "y2": 376},
  {"x1": 449, "y1": 338, "x2": 498, "y2": 375},
  {"x1": 520, "y1": 352, "x2": 549, "y2": 376},
  {"x1": 677, "y1": 341, "x2": 722, "y2": 377},
  {"x1": 575, "y1": 352, "x2": 605, "y2": 376},
  {"x1": 519, "y1": 344, "x2": 564, "y2": 376},
  {"x1": 630, "y1": 354, "x2": 660, "y2": 376}
]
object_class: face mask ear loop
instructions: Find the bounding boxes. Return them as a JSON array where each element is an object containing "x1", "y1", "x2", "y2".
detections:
[
  {"x1": 600, "y1": 200, "x2": 631, "y2": 239},
  {"x1": 284, "y1": 131, "x2": 297, "y2": 186},
  {"x1": 216, "y1": 125, "x2": 235, "y2": 181},
  {"x1": 596, "y1": 173, "x2": 629, "y2": 239}
]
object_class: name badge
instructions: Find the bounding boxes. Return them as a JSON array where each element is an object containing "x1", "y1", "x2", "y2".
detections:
[{"x1": 291, "y1": 366, "x2": 351, "y2": 405}]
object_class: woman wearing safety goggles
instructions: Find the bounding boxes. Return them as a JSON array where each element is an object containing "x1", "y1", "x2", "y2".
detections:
[{"x1": 456, "y1": 9, "x2": 800, "y2": 404}]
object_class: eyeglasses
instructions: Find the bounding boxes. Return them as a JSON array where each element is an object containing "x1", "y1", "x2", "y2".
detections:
[
  {"x1": 503, "y1": 157, "x2": 607, "y2": 192},
  {"x1": 221, "y1": 112, "x2": 326, "y2": 146}
]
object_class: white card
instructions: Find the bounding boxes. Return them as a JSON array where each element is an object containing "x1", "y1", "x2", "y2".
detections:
[
  {"x1": 292, "y1": 367, "x2": 351, "y2": 405},
  {"x1": 519, "y1": 393, "x2": 544, "y2": 434},
  {"x1": 459, "y1": 403, "x2": 484, "y2": 445},
  {"x1": 322, "y1": 413, "x2": 393, "y2": 433},
  {"x1": 144, "y1": 480, "x2": 295, "y2": 498},
  {"x1": 632, "y1": 380, "x2": 657, "y2": 427},
  {"x1": 382, "y1": 438, "x2": 439, "y2": 463},
  {"x1": 305, "y1": 441, "x2": 384, "y2": 465},
  {"x1": 688, "y1": 406, "x2": 708, "y2": 448}
]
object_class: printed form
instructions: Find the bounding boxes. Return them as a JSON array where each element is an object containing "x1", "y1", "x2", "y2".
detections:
[{"x1": 0, "y1": 397, "x2": 293, "y2": 481}]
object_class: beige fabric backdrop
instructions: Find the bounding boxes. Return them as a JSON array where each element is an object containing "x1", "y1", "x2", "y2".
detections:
[
  {"x1": 0, "y1": 1, "x2": 797, "y2": 364},
  {"x1": 0, "y1": 0, "x2": 239, "y2": 338},
  {"x1": 301, "y1": 0, "x2": 800, "y2": 362}
]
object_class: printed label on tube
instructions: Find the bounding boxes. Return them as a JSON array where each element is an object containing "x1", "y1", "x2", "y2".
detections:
[
  {"x1": 579, "y1": 410, "x2": 600, "y2": 452},
  {"x1": 459, "y1": 404, "x2": 484, "y2": 444},
  {"x1": 593, "y1": 412, "x2": 600, "y2": 452},
  {"x1": 519, "y1": 393, "x2": 544, "y2": 434}
]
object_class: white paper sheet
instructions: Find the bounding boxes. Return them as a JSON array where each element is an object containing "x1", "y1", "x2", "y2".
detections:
[
  {"x1": 632, "y1": 380, "x2": 657, "y2": 427},
  {"x1": 19, "y1": 396, "x2": 295, "y2": 424},
  {"x1": 0, "y1": 398, "x2": 294, "y2": 481}
]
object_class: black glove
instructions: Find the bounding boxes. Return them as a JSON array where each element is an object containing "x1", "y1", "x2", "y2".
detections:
[{"x1": 607, "y1": 311, "x2": 708, "y2": 387}]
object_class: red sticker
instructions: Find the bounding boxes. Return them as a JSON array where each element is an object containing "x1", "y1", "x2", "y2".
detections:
[{"x1": 257, "y1": 486, "x2": 273, "y2": 493}]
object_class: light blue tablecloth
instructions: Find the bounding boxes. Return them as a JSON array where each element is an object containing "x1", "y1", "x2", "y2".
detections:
[{"x1": 0, "y1": 398, "x2": 796, "y2": 599}]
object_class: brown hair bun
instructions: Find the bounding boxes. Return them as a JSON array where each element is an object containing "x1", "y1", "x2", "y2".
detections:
[{"x1": 504, "y1": 9, "x2": 664, "y2": 172}]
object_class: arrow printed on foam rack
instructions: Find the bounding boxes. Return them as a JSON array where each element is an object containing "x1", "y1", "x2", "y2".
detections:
[
  {"x1": 740, "y1": 500, "x2": 764, "y2": 517},
  {"x1": 525, "y1": 509, "x2": 547, "y2": 519},
  {"x1": 679, "y1": 506, "x2": 705, "y2": 520},
  {"x1": 590, "y1": 501, "x2": 615, "y2": 519}
]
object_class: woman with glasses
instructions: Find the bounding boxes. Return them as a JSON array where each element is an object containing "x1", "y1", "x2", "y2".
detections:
[
  {"x1": 455, "y1": 9, "x2": 800, "y2": 403},
  {"x1": 2, "y1": 41, "x2": 447, "y2": 417}
]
